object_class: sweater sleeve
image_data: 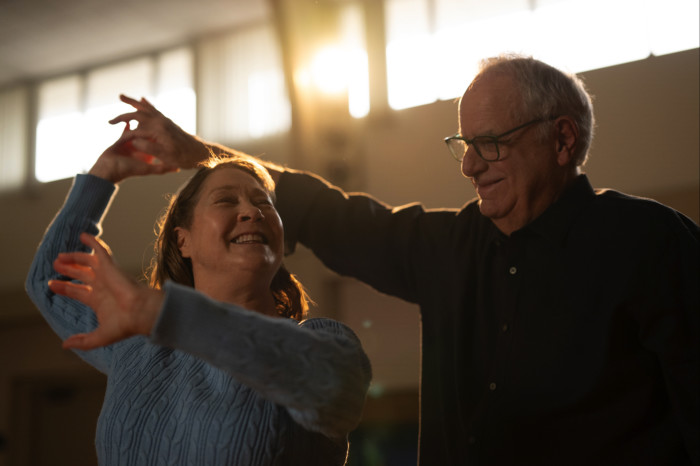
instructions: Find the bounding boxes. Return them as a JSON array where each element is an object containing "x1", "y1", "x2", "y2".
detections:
[
  {"x1": 150, "y1": 281, "x2": 372, "y2": 439},
  {"x1": 25, "y1": 174, "x2": 118, "y2": 374}
]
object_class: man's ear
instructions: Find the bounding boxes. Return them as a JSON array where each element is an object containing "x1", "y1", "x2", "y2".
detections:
[
  {"x1": 553, "y1": 116, "x2": 578, "y2": 167},
  {"x1": 174, "y1": 226, "x2": 191, "y2": 258}
]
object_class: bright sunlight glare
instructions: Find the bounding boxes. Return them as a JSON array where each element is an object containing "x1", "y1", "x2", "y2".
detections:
[
  {"x1": 309, "y1": 44, "x2": 370, "y2": 118},
  {"x1": 386, "y1": 0, "x2": 700, "y2": 111},
  {"x1": 311, "y1": 46, "x2": 352, "y2": 94},
  {"x1": 35, "y1": 89, "x2": 196, "y2": 183}
]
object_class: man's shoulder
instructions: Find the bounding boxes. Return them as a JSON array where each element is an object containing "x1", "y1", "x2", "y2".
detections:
[
  {"x1": 590, "y1": 188, "x2": 699, "y2": 238},
  {"x1": 594, "y1": 188, "x2": 686, "y2": 217}
]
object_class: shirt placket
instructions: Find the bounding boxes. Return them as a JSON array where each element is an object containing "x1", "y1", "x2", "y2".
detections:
[{"x1": 478, "y1": 237, "x2": 521, "y2": 454}]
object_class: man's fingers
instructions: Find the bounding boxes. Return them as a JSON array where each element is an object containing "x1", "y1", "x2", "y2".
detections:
[
  {"x1": 139, "y1": 97, "x2": 161, "y2": 115},
  {"x1": 119, "y1": 94, "x2": 154, "y2": 114},
  {"x1": 109, "y1": 111, "x2": 143, "y2": 125},
  {"x1": 119, "y1": 94, "x2": 160, "y2": 115},
  {"x1": 128, "y1": 137, "x2": 161, "y2": 158},
  {"x1": 119, "y1": 94, "x2": 141, "y2": 107}
]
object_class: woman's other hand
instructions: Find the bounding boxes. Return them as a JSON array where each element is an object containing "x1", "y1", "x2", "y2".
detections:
[{"x1": 49, "y1": 233, "x2": 164, "y2": 350}]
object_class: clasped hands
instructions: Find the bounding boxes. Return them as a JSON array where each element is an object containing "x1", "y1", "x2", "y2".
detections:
[{"x1": 91, "y1": 94, "x2": 210, "y2": 183}]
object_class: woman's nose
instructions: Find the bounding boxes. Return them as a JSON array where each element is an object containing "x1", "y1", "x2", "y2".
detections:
[{"x1": 238, "y1": 203, "x2": 264, "y2": 222}]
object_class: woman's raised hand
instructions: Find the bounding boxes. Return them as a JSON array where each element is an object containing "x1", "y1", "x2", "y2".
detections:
[
  {"x1": 109, "y1": 94, "x2": 211, "y2": 170},
  {"x1": 49, "y1": 233, "x2": 164, "y2": 351},
  {"x1": 89, "y1": 124, "x2": 179, "y2": 183}
]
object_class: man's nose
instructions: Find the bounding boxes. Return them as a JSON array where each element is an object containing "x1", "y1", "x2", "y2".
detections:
[{"x1": 461, "y1": 145, "x2": 487, "y2": 178}]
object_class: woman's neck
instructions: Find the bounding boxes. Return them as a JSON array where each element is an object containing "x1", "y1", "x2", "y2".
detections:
[{"x1": 194, "y1": 274, "x2": 278, "y2": 317}]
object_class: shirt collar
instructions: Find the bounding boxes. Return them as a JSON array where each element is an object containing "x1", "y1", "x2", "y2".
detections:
[{"x1": 516, "y1": 174, "x2": 595, "y2": 245}]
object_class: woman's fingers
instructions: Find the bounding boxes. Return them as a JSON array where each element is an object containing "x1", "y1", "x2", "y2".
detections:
[
  {"x1": 53, "y1": 259, "x2": 94, "y2": 283},
  {"x1": 48, "y1": 279, "x2": 92, "y2": 302},
  {"x1": 80, "y1": 233, "x2": 112, "y2": 259},
  {"x1": 62, "y1": 333, "x2": 89, "y2": 350},
  {"x1": 51, "y1": 234, "x2": 111, "y2": 284},
  {"x1": 62, "y1": 331, "x2": 107, "y2": 351},
  {"x1": 55, "y1": 250, "x2": 95, "y2": 266}
]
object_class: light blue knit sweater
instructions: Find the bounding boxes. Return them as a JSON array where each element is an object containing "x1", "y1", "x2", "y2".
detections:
[{"x1": 26, "y1": 174, "x2": 371, "y2": 465}]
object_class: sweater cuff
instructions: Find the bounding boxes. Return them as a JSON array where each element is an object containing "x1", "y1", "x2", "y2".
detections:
[
  {"x1": 150, "y1": 281, "x2": 256, "y2": 354},
  {"x1": 151, "y1": 281, "x2": 205, "y2": 349},
  {"x1": 64, "y1": 174, "x2": 118, "y2": 225}
]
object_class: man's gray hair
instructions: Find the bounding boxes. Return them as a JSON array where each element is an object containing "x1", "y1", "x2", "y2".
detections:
[{"x1": 474, "y1": 54, "x2": 595, "y2": 166}]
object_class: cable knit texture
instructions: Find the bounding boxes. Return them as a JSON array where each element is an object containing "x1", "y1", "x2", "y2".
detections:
[{"x1": 25, "y1": 174, "x2": 371, "y2": 466}]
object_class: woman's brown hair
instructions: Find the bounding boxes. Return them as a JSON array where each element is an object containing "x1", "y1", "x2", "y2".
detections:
[{"x1": 147, "y1": 153, "x2": 310, "y2": 321}]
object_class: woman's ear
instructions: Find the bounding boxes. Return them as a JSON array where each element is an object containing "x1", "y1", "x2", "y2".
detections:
[
  {"x1": 553, "y1": 116, "x2": 579, "y2": 167},
  {"x1": 174, "y1": 227, "x2": 191, "y2": 258}
]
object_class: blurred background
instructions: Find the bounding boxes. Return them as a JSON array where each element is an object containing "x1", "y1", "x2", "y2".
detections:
[{"x1": 0, "y1": 0, "x2": 698, "y2": 464}]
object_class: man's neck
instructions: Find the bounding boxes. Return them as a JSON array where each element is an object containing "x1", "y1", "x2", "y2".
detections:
[{"x1": 493, "y1": 169, "x2": 581, "y2": 236}]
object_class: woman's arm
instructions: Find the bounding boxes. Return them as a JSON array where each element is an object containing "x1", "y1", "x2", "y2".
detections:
[
  {"x1": 48, "y1": 239, "x2": 371, "y2": 439},
  {"x1": 25, "y1": 175, "x2": 119, "y2": 373},
  {"x1": 152, "y1": 282, "x2": 371, "y2": 439},
  {"x1": 25, "y1": 133, "x2": 180, "y2": 371}
]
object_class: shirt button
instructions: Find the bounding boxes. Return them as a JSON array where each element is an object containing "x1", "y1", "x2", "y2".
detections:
[
  {"x1": 509, "y1": 266, "x2": 517, "y2": 275},
  {"x1": 501, "y1": 323, "x2": 509, "y2": 332},
  {"x1": 468, "y1": 436, "x2": 476, "y2": 445},
  {"x1": 489, "y1": 382, "x2": 497, "y2": 391}
]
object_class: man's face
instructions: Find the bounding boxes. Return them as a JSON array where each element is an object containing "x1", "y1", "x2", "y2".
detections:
[{"x1": 458, "y1": 73, "x2": 565, "y2": 234}]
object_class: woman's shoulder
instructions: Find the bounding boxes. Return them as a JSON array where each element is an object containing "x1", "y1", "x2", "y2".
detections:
[{"x1": 299, "y1": 317, "x2": 358, "y2": 338}]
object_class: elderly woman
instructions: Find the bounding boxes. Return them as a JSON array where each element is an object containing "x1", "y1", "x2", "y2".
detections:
[{"x1": 25, "y1": 135, "x2": 371, "y2": 465}]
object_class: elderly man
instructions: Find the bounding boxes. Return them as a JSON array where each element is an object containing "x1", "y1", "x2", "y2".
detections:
[{"x1": 112, "y1": 54, "x2": 699, "y2": 465}]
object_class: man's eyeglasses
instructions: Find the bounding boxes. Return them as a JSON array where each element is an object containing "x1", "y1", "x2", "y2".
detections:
[{"x1": 444, "y1": 117, "x2": 557, "y2": 162}]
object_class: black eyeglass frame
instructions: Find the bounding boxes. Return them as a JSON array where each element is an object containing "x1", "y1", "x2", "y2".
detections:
[{"x1": 444, "y1": 116, "x2": 558, "y2": 162}]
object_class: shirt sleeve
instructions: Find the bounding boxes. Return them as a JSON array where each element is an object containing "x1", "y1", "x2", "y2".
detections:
[
  {"x1": 275, "y1": 169, "x2": 458, "y2": 304},
  {"x1": 25, "y1": 174, "x2": 118, "y2": 374},
  {"x1": 150, "y1": 281, "x2": 372, "y2": 439}
]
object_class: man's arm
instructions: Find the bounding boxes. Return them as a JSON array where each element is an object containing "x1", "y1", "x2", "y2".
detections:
[{"x1": 108, "y1": 95, "x2": 458, "y2": 303}]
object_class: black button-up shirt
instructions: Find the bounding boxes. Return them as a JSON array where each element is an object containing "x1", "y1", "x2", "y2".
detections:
[{"x1": 277, "y1": 172, "x2": 699, "y2": 465}]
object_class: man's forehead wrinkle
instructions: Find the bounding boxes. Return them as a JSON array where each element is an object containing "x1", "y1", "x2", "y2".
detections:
[{"x1": 459, "y1": 76, "x2": 521, "y2": 137}]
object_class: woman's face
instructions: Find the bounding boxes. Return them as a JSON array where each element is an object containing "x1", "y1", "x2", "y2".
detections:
[{"x1": 175, "y1": 166, "x2": 284, "y2": 287}]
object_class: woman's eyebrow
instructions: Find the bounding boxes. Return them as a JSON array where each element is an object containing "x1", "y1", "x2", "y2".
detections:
[
  {"x1": 208, "y1": 185, "x2": 269, "y2": 198},
  {"x1": 208, "y1": 185, "x2": 239, "y2": 194}
]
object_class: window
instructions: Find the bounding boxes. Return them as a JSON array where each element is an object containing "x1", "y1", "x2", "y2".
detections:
[
  {"x1": 197, "y1": 24, "x2": 291, "y2": 143},
  {"x1": 0, "y1": 86, "x2": 28, "y2": 191},
  {"x1": 340, "y1": 2, "x2": 370, "y2": 119},
  {"x1": 34, "y1": 47, "x2": 195, "y2": 183},
  {"x1": 385, "y1": 0, "x2": 700, "y2": 110}
]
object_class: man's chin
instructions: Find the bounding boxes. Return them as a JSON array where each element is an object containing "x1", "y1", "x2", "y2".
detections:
[{"x1": 477, "y1": 199, "x2": 502, "y2": 219}]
